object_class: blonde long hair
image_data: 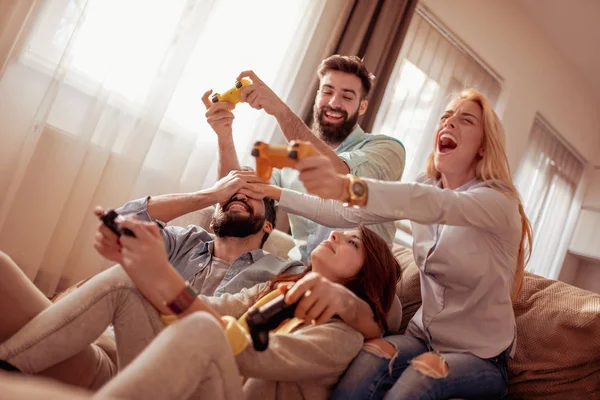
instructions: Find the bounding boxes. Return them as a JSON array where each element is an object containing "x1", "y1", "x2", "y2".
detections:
[{"x1": 425, "y1": 89, "x2": 533, "y2": 301}]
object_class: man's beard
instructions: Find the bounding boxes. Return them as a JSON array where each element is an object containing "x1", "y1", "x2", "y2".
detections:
[
  {"x1": 312, "y1": 104, "x2": 359, "y2": 146},
  {"x1": 212, "y1": 200, "x2": 265, "y2": 239}
]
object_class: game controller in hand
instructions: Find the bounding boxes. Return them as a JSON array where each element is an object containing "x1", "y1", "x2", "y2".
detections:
[
  {"x1": 210, "y1": 78, "x2": 252, "y2": 108},
  {"x1": 100, "y1": 210, "x2": 136, "y2": 238},
  {"x1": 246, "y1": 293, "x2": 297, "y2": 351},
  {"x1": 251, "y1": 140, "x2": 319, "y2": 181}
]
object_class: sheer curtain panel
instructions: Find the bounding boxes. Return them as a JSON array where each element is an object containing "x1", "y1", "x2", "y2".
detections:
[
  {"x1": 0, "y1": 0, "x2": 352, "y2": 296},
  {"x1": 516, "y1": 117, "x2": 585, "y2": 278}
]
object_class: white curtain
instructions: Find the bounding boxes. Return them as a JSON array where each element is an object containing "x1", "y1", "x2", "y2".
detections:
[
  {"x1": 369, "y1": 8, "x2": 501, "y2": 244},
  {"x1": 515, "y1": 117, "x2": 585, "y2": 278},
  {"x1": 0, "y1": 0, "x2": 351, "y2": 296}
]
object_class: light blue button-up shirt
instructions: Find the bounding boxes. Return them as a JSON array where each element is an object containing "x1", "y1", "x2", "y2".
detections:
[
  {"x1": 271, "y1": 125, "x2": 405, "y2": 263},
  {"x1": 118, "y1": 197, "x2": 305, "y2": 296}
]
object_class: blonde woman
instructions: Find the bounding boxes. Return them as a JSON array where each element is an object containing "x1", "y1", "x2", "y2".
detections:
[{"x1": 268, "y1": 89, "x2": 532, "y2": 399}]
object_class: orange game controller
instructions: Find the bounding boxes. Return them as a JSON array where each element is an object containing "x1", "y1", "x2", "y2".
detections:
[
  {"x1": 211, "y1": 78, "x2": 251, "y2": 108},
  {"x1": 251, "y1": 140, "x2": 319, "y2": 181}
]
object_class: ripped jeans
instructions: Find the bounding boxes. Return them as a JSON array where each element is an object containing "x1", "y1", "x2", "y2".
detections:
[{"x1": 331, "y1": 334, "x2": 508, "y2": 400}]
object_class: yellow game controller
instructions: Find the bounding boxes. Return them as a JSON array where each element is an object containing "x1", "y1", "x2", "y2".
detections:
[
  {"x1": 251, "y1": 140, "x2": 319, "y2": 181},
  {"x1": 211, "y1": 78, "x2": 252, "y2": 108}
]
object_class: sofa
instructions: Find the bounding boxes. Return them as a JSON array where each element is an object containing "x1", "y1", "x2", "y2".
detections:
[
  {"x1": 46, "y1": 206, "x2": 600, "y2": 399},
  {"x1": 170, "y1": 206, "x2": 600, "y2": 399}
]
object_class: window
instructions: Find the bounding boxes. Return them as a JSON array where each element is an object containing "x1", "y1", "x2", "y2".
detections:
[
  {"x1": 23, "y1": 0, "x2": 200, "y2": 101},
  {"x1": 372, "y1": 7, "x2": 502, "y2": 245},
  {"x1": 19, "y1": 0, "x2": 336, "y2": 181},
  {"x1": 516, "y1": 117, "x2": 585, "y2": 278}
]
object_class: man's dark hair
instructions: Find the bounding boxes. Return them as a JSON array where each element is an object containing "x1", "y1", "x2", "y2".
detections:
[
  {"x1": 260, "y1": 197, "x2": 276, "y2": 248},
  {"x1": 317, "y1": 55, "x2": 376, "y2": 99}
]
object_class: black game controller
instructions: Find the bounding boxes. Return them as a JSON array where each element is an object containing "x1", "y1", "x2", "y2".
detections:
[
  {"x1": 100, "y1": 210, "x2": 135, "y2": 238},
  {"x1": 246, "y1": 294, "x2": 297, "y2": 351}
]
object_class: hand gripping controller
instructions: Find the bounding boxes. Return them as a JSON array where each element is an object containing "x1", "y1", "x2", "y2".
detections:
[
  {"x1": 210, "y1": 78, "x2": 251, "y2": 108},
  {"x1": 100, "y1": 210, "x2": 135, "y2": 238},
  {"x1": 251, "y1": 140, "x2": 318, "y2": 181},
  {"x1": 246, "y1": 294, "x2": 297, "y2": 351}
]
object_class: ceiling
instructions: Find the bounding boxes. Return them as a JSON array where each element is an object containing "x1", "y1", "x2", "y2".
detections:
[{"x1": 519, "y1": 0, "x2": 600, "y2": 101}]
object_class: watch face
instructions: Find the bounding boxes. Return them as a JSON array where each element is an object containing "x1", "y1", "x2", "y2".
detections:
[{"x1": 352, "y1": 181, "x2": 366, "y2": 197}]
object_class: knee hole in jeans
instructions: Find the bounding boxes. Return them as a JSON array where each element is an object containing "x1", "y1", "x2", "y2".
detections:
[
  {"x1": 362, "y1": 338, "x2": 397, "y2": 359},
  {"x1": 411, "y1": 352, "x2": 449, "y2": 379}
]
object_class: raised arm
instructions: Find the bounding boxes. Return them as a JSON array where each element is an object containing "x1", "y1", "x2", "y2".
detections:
[
  {"x1": 237, "y1": 70, "x2": 350, "y2": 174},
  {"x1": 201, "y1": 90, "x2": 241, "y2": 178},
  {"x1": 273, "y1": 104, "x2": 349, "y2": 174},
  {"x1": 120, "y1": 170, "x2": 265, "y2": 224},
  {"x1": 360, "y1": 178, "x2": 520, "y2": 230},
  {"x1": 255, "y1": 180, "x2": 361, "y2": 228},
  {"x1": 263, "y1": 182, "x2": 379, "y2": 228},
  {"x1": 143, "y1": 191, "x2": 218, "y2": 224},
  {"x1": 279, "y1": 180, "x2": 520, "y2": 232},
  {"x1": 338, "y1": 136, "x2": 406, "y2": 181},
  {"x1": 110, "y1": 171, "x2": 267, "y2": 269},
  {"x1": 293, "y1": 154, "x2": 521, "y2": 232},
  {"x1": 278, "y1": 188, "x2": 366, "y2": 228}
]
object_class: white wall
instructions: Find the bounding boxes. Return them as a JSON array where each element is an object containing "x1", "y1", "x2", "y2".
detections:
[
  {"x1": 421, "y1": 0, "x2": 600, "y2": 170},
  {"x1": 569, "y1": 169, "x2": 600, "y2": 260},
  {"x1": 565, "y1": 169, "x2": 600, "y2": 290},
  {"x1": 582, "y1": 169, "x2": 600, "y2": 209},
  {"x1": 558, "y1": 252, "x2": 580, "y2": 286},
  {"x1": 573, "y1": 260, "x2": 600, "y2": 294}
]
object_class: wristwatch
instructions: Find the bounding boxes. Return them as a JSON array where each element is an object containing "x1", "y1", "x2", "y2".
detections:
[
  {"x1": 165, "y1": 283, "x2": 198, "y2": 314},
  {"x1": 343, "y1": 174, "x2": 368, "y2": 208}
]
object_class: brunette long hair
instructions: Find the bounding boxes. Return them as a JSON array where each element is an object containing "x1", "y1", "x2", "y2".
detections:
[{"x1": 268, "y1": 225, "x2": 399, "y2": 332}]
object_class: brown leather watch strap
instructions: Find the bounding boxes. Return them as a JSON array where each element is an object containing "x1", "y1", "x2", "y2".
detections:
[{"x1": 165, "y1": 283, "x2": 198, "y2": 314}]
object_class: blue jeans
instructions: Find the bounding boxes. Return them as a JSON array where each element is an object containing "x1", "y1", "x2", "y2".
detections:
[{"x1": 332, "y1": 334, "x2": 508, "y2": 400}]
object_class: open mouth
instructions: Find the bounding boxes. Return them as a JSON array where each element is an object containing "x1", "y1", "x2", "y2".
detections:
[
  {"x1": 225, "y1": 200, "x2": 252, "y2": 214},
  {"x1": 321, "y1": 107, "x2": 346, "y2": 124},
  {"x1": 437, "y1": 132, "x2": 458, "y2": 154}
]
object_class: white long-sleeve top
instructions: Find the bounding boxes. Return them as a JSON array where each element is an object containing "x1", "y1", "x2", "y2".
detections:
[{"x1": 278, "y1": 175, "x2": 522, "y2": 358}]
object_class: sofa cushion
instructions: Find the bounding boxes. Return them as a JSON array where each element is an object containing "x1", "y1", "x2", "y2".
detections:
[
  {"x1": 392, "y1": 245, "x2": 600, "y2": 399},
  {"x1": 392, "y1": 244, "x2": 421, "y2": 333},
  {"x1": 508, "y1": 272, "x2": 600, "y2": 399}
]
